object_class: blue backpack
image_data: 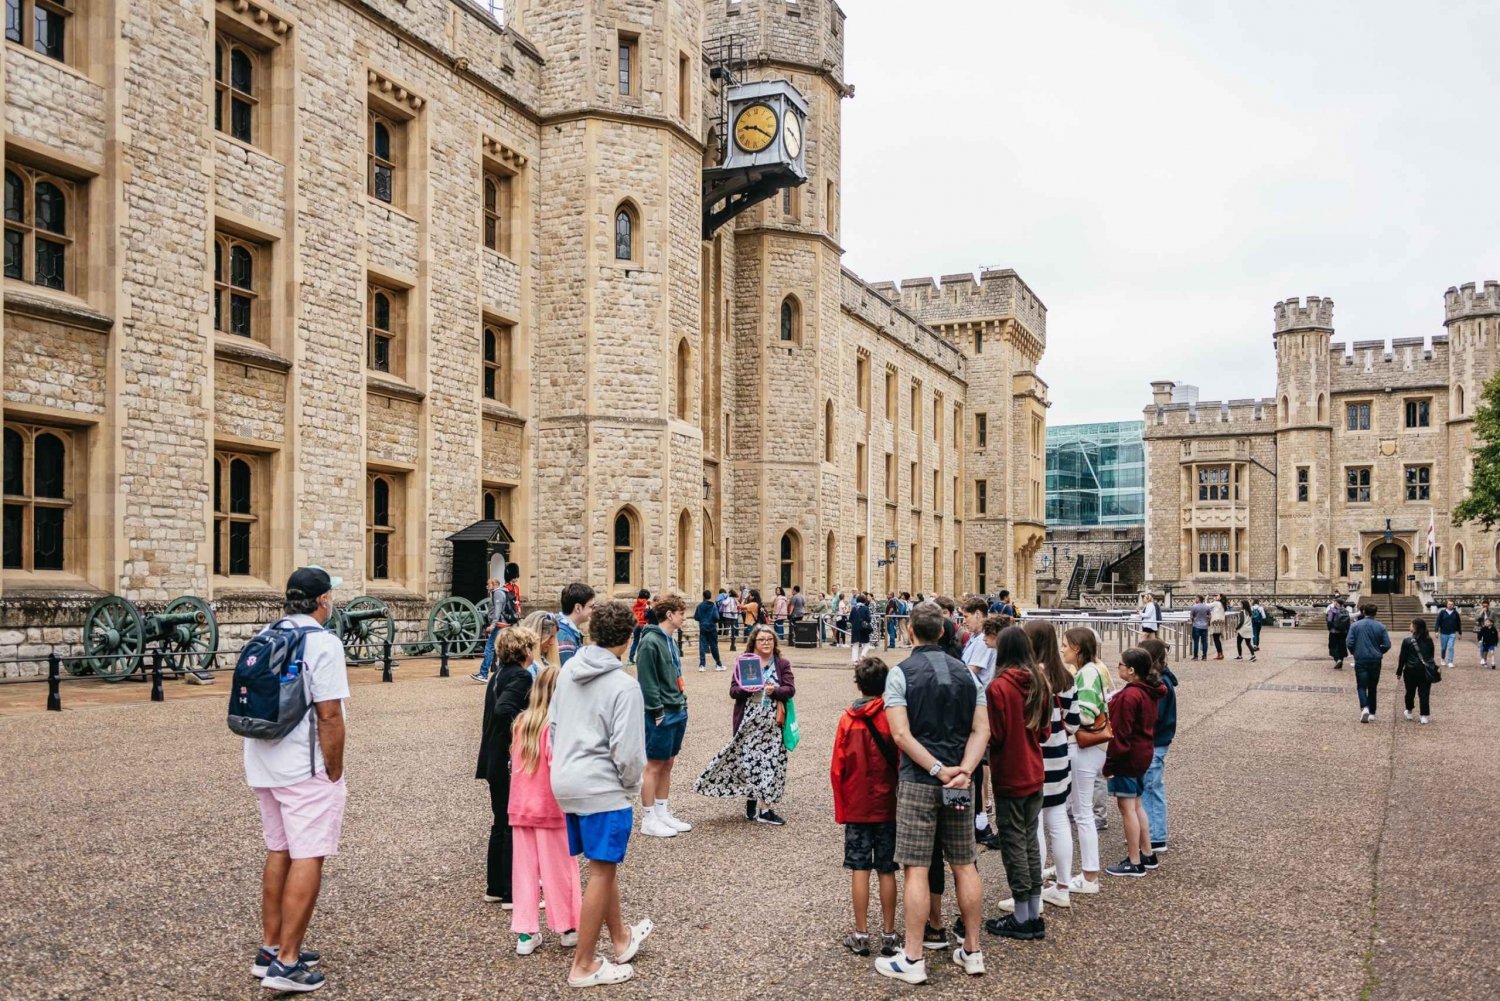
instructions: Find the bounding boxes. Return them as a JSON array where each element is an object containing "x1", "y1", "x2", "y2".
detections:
[{"x1": 227, "y1": 620, "x2": 324, "y2": 773}]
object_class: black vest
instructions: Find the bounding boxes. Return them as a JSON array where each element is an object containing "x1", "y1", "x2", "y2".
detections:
[{"x1": 898, "y1": 646, "x2": 977, "y2": 784}]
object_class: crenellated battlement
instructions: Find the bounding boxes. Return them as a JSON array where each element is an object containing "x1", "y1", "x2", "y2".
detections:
[
  {"x1": 840, "y1": 269, "x2": 966, "y2": 376},
  {"x1": 1143, "y1": 395, "x2": 1277, "y2": 436},
  {"x1": 1444, "y1": 281, "x2": 1500, "y2": 323},
  {"x1": 1273, "y1": 296, "x2": 1334, "y2": 334},
  {"x1": 877, "y1": 270, "x2": 1047, "y2": 346},
  {"x1": 1327, "y1": 335, "x2": 1450, "y2": 390}
]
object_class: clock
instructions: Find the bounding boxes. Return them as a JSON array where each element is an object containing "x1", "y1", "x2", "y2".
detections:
[
  {"x1": 733, "y1": 103, "x2": 778, "y2": 153},
  {"x1": 782, "y1": 112, "x2": 802, "y2": 160}
]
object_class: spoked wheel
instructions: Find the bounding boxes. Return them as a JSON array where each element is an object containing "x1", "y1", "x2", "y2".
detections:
[
  {"x1": 338, "y1": 596, "x2": 395, "y2": 665},
  {"x1": 160, "y1": 595, "x2": 219, "y2": 677},
  {"x1": 427, "y1": 596, "x2": 483, "y2": 658},
  {"x1": 82, "y1": 596, "x2": 146, "y2": 681}
]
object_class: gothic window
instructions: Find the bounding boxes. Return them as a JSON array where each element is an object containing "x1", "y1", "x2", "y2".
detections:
[
  {"x1": 212, "y1": 452, "x2": 259, "y2": 577},
  {"x1": 483, "y1": 169, "x2": 513, "y2": 256},
  {"x1": 2, "y1": 422, "x2": 74, "y2": 572},
  {"x1": 4, "y1": 164, "x2": 72, "y2": 291},
  {"x1": 823, "y1": 399, "x2": 834, "y2": 462},
  {"x1": 1404, "y1": 465, "x2": 1431, "y2": 501},
  {"x1": 975, "y1": 412, "x2": 987, "y2": 449},
  {"x1": 780, "y1": 530, "x2": 801, "y2": 590},
  {"x1": 1345, "y1": 466, "x2": 1372, "y2": 503},
  {"x1": 213, "y1": 234, "x2": 258, "y2": 339},
  {"x1": 1454, "y1": 542, "x2": 1466, "y2": 575},
  {"x1": 1198, "y1": 466, "x2": 1231, "y2": 502},
  {"x1": 1197, "y1": 530, "x2": 1230, "y2": 574},
  {"x1": 976, "y1": 479, "x2": 987, "y2": 515},
  {"x1": 214, "y1": 35, "x2": 258, "y2": 144},
  {"x1": 617, "y1": 34, "x2": 638, "y2": 96},
  {"x1": 1345, "y1": 401, "x2": 1372, "y2": 431},
  {"x1": 675, "y1": 339, "x2": 692, "y2": 421},
  {"x1": 368, "y1": 111, "x2": 401, "y2": 206},
  {"x1": 1296, "y1": 466, "x2": 1309, "y2": 502},
  {"x1": 1316, "y1": 544, "x2": 1327, "y2": 575},
  {"x1": 779, "y1": 295, "x2": 800, "y2": 343},
  {"x1": 1404, "y1": 398, "x2": 1431, "y2": 429},
  {"x1": 483, "y1": 323, "x2": 512, "y2": 404},
  {"x1": 7, "y1": 1, "x2": 68, "y2": 62},
  {"x1": 367, "y1": 283, "x2": 404, "y2": 377},
  {"x1": 612, "y1": 508, "x2": 640, "y2": 588},
  {"x1": 614, "y1": 203, "x2": 637, "y2": 262},
  {"x1": 366, "y1": 472, "x2": 401, "y2": 581},
  {"x1": 482, "y1": 484, "x2": 512, "y2": 525}
]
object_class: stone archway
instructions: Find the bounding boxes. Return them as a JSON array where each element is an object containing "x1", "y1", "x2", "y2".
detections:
[{"x1": 1369, "y1": 541, "x2": 1406, "y2": 595}]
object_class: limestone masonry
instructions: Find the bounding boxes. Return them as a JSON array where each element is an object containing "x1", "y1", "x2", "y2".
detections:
[
  {"x1": 0, "y1": 0, "x2": 1045, "y2": 670},
  {"x1": 1144, "y1": 283, "x2": 1500, "y2": 603}
]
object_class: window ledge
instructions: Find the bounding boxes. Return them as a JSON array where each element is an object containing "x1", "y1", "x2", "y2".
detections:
[
  {"x1": 366, "y1": 198, "x2": 418, "y2": 225},
  {"x1": 367, "y1": 372, "x2": 425, "y2": 403},
  {"x1": 364, "y1": 585, "x2": 425, "y2": 603},
  {"x1": 215, "y1": 333, "x2": 292, "y2": 372},
  {"x1": 483, "y1": 247, "x2": 519, "y2": 267},
  {"x1": 482, "y1": 399, "x2": 525, "y2": 424},
  {"x1": 210, "y1": 579, "x2": 281, "y2": 601},
  {"x1": 4, "y1": 285, "x2": 113, "y2": 332},
  {"x1": 0, "y1": 575, "x2": 105, "y2": 600}
]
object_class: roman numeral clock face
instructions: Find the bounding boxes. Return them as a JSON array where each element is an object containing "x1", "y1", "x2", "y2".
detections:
[{"x1": 733, "y1": 103, "x2": 778, "y2": 153}]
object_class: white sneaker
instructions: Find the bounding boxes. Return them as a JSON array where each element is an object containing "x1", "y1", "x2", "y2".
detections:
[
  {"x1": 874, "y1": 954, "x2": 927, "y2": 984},
  {"x1": 995, "y1": 897, "x2": 1016, "y2": 913},
  {"x1": 1403, "y1": 710, "x2": 1413, "y2": 720},
  {"x1": 1067, "y1": 874, "x2": 1100, "y2": 895},
  {"x1": 1367, "y1": 714, "x2": 1377, "y2": 723},
  {"x1": 662, "y1": 811, "x2": 693, "y2": 833},
  {"x1": 640, "y1": 815, "x2": 678, "y2": 838},
  {"x1": 1420, "y1": 716, "x2": 1430, "y2": 725},
  {"x1": 1042, "y1": 865, "x2": 1057, "y2": 881},
  {"x1": 1042, "y1": 884, "x2": 1071, "y2": 908},
  {"x1": 715, "y1": 664, "x2": 726, "y2": 672},
  {"x1": 560, "y1": 930, "x2": 579, "y2": 948},
  {"x1": 1360, "y1": 708, "x2": 1370, "y2": 723},
  {"x1": 698, "y1": 665, "x2": 706, "y2": 672},
  {"x1": 516, "y1": 933, "x2": 541, "y2": 956},
  {"x1": 951, "y1": 947, "x2": 985, "y2": 976}
]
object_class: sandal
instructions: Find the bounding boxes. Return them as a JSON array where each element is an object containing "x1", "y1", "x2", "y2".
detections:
[
  {"x1": 615, "y1": 918, "x2": 655, "y2": 963},
  {"x1": 568, "y1": 959, "x2": 635, "y2": 988}
]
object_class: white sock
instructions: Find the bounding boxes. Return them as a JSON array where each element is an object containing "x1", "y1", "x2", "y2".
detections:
[
  {"x1": 974, "y1": 812, "x2": 989, "y2": 832},
  {"x1": 656, "y1": 799, "x2": 670, "y2": 819}
]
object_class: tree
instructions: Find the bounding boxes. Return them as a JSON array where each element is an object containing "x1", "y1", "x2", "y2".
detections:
[{"x1": 1453, "y1": 371, "x2": 1500, "y2": 529}]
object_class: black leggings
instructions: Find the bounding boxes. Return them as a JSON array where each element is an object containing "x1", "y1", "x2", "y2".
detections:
[
  {"x1": 1403, "y1": 675, "x2": 1431, "y2": 716},
  {"x1": 1236, "y1": 635, "x2": 1257, "y2": 657},
  {"x1": 486, "y1": 776, "x2": 513, "y2": 901},
  {"x1": 1212, "y1": 634, "x2": 1224, "y2": 656}
]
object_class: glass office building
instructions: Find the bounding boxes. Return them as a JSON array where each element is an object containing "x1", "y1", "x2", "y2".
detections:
[{"x1": 1046, "y1": 421, "x2": 1146, "y2": 527}]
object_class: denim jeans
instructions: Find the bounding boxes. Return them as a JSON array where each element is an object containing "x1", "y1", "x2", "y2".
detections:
[
  {"x1": 476, "y1": 627, "x2": 498, "y2": 679},
  {"x1": 698, "y1": 629, "x2": 722, "y2": 668},
  {"x1": 887, "y1": 618, "x2": 898, "y2": 648},
  {"x1": 1190, "y1": 627, "x2": 1208, "y2": 658},
  {"x1": 1142, "y1": 745, "x2": 1168, "y2": 844},
  {"x1": 1354, "y1": 659, "x2": 1383, "y2": 715},
  {"x1": 1440, "y1": 632, "x2": 1456, "y2": 664}
]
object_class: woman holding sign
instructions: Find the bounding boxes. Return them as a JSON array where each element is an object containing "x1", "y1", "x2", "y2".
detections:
[{"x1": 694, "y1": 624, "x2": 797, "y2": 826}]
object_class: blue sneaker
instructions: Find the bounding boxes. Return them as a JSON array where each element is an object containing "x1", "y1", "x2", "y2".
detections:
[
  {"x1": 251, "y1": 947, "x2": 320, "y2": 978},
  {"x1": 260, "y1": 958, "x2": 325, "y2": 992}
]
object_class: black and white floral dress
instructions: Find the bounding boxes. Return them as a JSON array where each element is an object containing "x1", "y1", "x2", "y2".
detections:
[{"x1": 694, "y1": 664, "x2": 789, "y2": 805}]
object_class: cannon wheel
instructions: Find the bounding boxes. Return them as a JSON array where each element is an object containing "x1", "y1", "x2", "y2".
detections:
[
  {"x1": 428, "y1": 596, "x2": 483, "y2": 658},
  {"x1": 339, "y1": 596, "x2": 394, "y2": 665},
  {"x1": 159, "y1": 595, "x2": 218, "y2": 676},
  {"x1": 82, "y1": 596, "x2": 146, "y2": 681},
  {"x1": 475, "y1": 596, "x2": 492, "y2": 626}
]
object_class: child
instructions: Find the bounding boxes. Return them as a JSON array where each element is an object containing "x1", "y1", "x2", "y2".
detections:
[
  {"x1": 982, "y1": 626, "x2": 1052, "y2": 941},
  {"x1": 830, "y1": 656, "x2": 899, "y2": 958},
  {"x1": 1138, "y1": 638, "x2": 1177, "y2": 855},
  {"x1": 476, "y1": 626, "x2": 537, "y2": 907},
  {"x1": 509, "y1": 662, "x2": 583, "y2": 955},
  {"x1": 1479, "y1": 616, "x2": 1498, "y2": 670},
  {"x1": 550, "y1": 600, "x2": 652, "y2": 988},
  {"x1": 1102, "y1": 648, "x2": 1167, "y2": 878}
]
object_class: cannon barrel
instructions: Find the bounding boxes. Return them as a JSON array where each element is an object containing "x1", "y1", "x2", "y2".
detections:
[
  {"x1": 145, "y1": 609, "x2": 208, "y2": 633},
  {"x1": 342, "y1": 606, "x2": 389, "y2": 624}
]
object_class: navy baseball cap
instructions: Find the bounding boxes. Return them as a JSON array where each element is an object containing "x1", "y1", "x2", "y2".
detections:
[{"x1": 286, "y1": 565, "x2": 342, "y2": 598}]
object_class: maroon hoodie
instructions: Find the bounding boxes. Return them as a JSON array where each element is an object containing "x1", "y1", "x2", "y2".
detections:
[
  {"x1": 985, "y1": 667, "x2": 1050, "y2": 798},
  {"x1": 1104, "y1": 679, "x2": 1168, "y2": 779}
]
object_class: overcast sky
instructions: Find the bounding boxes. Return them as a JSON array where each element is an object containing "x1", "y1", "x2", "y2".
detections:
[{"x1": 838, "y1": 0, "x2": 1500, "y2": 426}]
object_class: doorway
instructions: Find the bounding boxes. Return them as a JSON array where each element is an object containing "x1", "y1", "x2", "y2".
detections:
[{"x1": 1370, "y1": 543, "x2": 1404, "y2": 595}]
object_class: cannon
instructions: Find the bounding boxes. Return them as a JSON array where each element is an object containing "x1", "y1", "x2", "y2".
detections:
[
  {"x1": 329, "y1": 595, "x2": 395, "y2": 664},
  {"x1": 427, "y1": 596, "x2": 484, "y2": 657},
  {"x1": 81, "y1": 595, "x2": 219, "y2": 682}
]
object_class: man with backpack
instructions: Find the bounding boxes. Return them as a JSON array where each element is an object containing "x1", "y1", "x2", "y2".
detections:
[
  {"x1": 232, "y1": 566, "x2": 350, "y2": 993},
  {"x1": 1327, "y1": 598, "x2": 1351, "y2": 670}
]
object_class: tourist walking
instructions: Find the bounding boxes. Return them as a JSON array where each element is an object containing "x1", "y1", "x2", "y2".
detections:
[
  {"x1": 873, "y1": 604, "x2": 988, "y2": 984},
  {"x1": 1102, "y1": 648, "x2": 1167, "y2": 878},
  {"x1": 850, "y1": 594, "x2": 874, "y2": 663},
  {"x1": 719, "y1": 589, "x2": 740, "y2": 653},
  {"x1": 832, "y1": 656, "x2": 900, "y2": 958},
  {"x1": 1478, "y1": 615, "x2": 1498, "y2": 670},
  {"x1": 1435, "y1": 600, "x2": 1460, "y2": 668},
  {"x1": 694, "y1": 624, "x2": 796, "y2": 826},
  {"x1": 1137, "y1": 637, "x2": 1177, "y2": 854},
  {"x1": 981, "y1": 626, "x2": 1052, "y2": 943},
  {"x1": 694, "y1": 590, "x2": 725, "y2": 672},
  {"x1": 773, "y1": 587, "x2": 790, "y2": 639},
  {"x1": 1208, "y1": 594, "x2": 1227, "y2": 660},
  {"x1": 477, "y1": 626, "x2": 538, "y2": 908},
  {"x1": 1062, "y1": 626, "x2": 1110, "y2": 894},
  {"x1": 1250, "y1": 598, "x2": 1266, "y2": 647},
  {"x1": 626, "y1": 589, "x2": 650, "y2": 664},
  {"x1": 637, "y1": 594, "x2": 692, "y2": 839},
  {"x1": 790, "y1": 585, "x2": 806, "y2": 625},
  {"x1": 1328, "y1": 599, "x2": 1351, "y2": 669},
  {"x1": 471, "y1": 576, "x2": 503, "y2": 683},
  {"x1": 507, "y1": 663, "x2": 582, "y2": 956},
  {"x1": 1235, "y1": 599, "x2": 1258, "y2": 661},
  {"x1": 1189, "y1": 596, "x2": 1210, "y2": 660},
  {"x1": 236, "y1": 566, "x2": 349, "y2": 993},
  {"x1": 550, "y1": 600, "x2": 653, "y2": 988},
  {"x1": 1140, "y1": 592, "x2": 1161, "y2": 635},
  {"x1": 742, "y1": 589, "x2": 762, "y2": 645},
  {"x1": 1024, "y1": 619, "x2": 1077, "y2": 910},
  {"x1": 1396, "y1": 618, "x2": 1437, "y2": 725},
  {"x1": 1348, "y1": 602, "x2": 1392, "y2": 723},
  {"x1": 555, "y1": 583, "x2": 595, "y2": 665}
]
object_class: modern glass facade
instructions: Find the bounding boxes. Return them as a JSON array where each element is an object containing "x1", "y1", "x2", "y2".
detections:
[{"x1": 1046, "y1": 421, "x2": 1146, "y2": 527}]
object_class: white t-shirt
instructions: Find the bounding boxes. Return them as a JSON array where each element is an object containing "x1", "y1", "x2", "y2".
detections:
[
  {"x1": 243, "y1": 614, "x2": 350, "y2": 788},
  {"x1": 961, "y1": 632, "x2": 996, "y2": 687}
]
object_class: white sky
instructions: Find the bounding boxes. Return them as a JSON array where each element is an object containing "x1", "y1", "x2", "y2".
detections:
[{"x1": 838, "y1": 0, "x2": 1500, "y2": 425}]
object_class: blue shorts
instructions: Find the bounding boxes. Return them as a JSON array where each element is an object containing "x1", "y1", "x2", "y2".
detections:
[
  {"x1": 566, "y1": 807, "x2": 634, "y2": 864},
  {"x1": 1107, "y1": 775, "x2": 1144, "y2": 798},
  {"x1": 644, "y1": 708, "x2": 688, "y2": 761}
]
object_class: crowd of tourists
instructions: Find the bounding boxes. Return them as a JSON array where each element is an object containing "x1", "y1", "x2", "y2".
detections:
[{"x1": 1324, "y1": 596, "x2": 1469, "y2": 725}]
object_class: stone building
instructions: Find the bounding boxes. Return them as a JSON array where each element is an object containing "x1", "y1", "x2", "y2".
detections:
[
  {"x1": 1143, "y1": 284, "x2": 1500, "y2": 603},
  {"x1": 0, "y1": 0, "x2": 1045, "y2": 666}
]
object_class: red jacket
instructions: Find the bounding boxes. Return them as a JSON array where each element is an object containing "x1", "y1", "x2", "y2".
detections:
[
  {"x1": 1104, "y1": 679, "x2": 1168, "y2": 779},
  {"x1": 830, "y1": 697, "x2": 898, "y2": 824},
  {"x1": 986, "y1": 667, "x2": 1050, "y2": 798},
  {"x1": 631, "y1": 598, "x2": 648, "y2": 626}
]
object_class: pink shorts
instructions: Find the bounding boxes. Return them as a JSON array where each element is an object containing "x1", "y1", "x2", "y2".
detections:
[{"x1": 253, "y1": 772, "x2": 347, "y2": 860}]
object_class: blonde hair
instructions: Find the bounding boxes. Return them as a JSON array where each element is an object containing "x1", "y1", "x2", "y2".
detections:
[
  {"x1": 494, "y1": 625, "x2": 538, "y2": 669},
  {"x1": 519, "y1": 611, "x2": 559, "y2": 666},
  {"x1": 514, "y1": 663, "x2": 560, "y2": 774}
]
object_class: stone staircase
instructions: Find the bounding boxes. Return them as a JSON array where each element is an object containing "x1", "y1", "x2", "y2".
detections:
[{"x1": 1376, "y1": 594, "x2": 1424, "y2": 626}]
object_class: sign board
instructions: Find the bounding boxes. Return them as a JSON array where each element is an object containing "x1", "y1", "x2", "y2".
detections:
[
  {"x1": 1407, "y1": 574, "x2": 1417, "y2": 581},
  {"x1": 1349, "y1": 563, "x2": 1365, "y2": 573},
  {"x1": 1413, "y1": 562, "x2": 1428, "y2": 572}
]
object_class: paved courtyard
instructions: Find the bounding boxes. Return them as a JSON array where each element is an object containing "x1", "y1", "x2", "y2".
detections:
[{"x1": 1, "y1": 626, "x2": 1496, "y2": 1000}]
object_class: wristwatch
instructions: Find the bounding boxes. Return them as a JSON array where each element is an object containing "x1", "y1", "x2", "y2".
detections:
[{"x1": 928, "y1": 762, "x2": 944, "y2": 777}]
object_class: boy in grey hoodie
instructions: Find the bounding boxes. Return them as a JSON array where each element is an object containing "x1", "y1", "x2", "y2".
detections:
[{"x1": 550, "y1": 599, "x2": 652, "y2": 987}]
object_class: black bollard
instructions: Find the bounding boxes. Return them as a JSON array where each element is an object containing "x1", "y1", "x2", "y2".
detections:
[
  {"x1": 382, "y1": 639, "x2": 393, "y2": 683},
  {"x1": 47, "y1": 651, "x2": 61, "y2": 712},
  {"x1": 150, "y1": 652, "x2": 164, "y2": 702},
  {"x1": 439, "y1": 639, "x2": 450, "y2": 678}
]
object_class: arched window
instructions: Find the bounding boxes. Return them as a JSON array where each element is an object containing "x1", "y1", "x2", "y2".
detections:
[
  {"x1": 1494, "y1": 541, "x2": 1500, "y2": 575},
  {"x1": 367, "y1": 284, "x2": 405, "y2": 376},
  {"x1": 612, "y1": 508, "x2": 641, "y2": 588},
  {"x1": 1279, "y1": 395, "x2": 1289, "y2": 424},
  {"x1": 779, "y1": 295, "x2": 801, "y2": 344},
  {"x1": 1456, "y1": 384, "x2": 1466, "y2": 417},
  {"x1": 675, "y1": 338, "x2": 691, "y2": 421},
  {"x1": 614, "y1": 203, "x2": 637, "y2": 262},
  {"x1": 1455, "y1": 542, "x2": 1466, "y2": 575},
  {"x1": 213, "y1": 451, "x2": 259, "y2": 577},
  {"x1": 368, "y1": 475, "x2": 393, "y2": 579},
  {"x1": 213, "y1": 234, "x2": 257, "y2": 338},
  {"x1": 368, "y1": 112, "x2": 399, "y2": 204},
  {"x1": 483, "y1": 323, "x2": 512, "y2": 404},
  {"x1": 1280, "y1": 545, "x2": 1290, "y2": 575},
  {"x1": 825, "y1": 531, "x2": 836, "y2": 593},
  {"x1": 824, "y1": 399, "x2": 835, "y2": 462},
  {"x1": 779, "y1": 530, "x2": 801, "y2": 590},
  {"x1": 676, "y1": 509, "x2": 691, "y2": 588},
  {"x1": 1317, "y1": 393, "x2": 1327, "y2": 423},
  {"x1": 2, "y1": 422, "x2": 73, "y2": 572},
  {"x1": 1316, "y1": 544, "x2": 1326, "y2": 575},
  {"x1": 4, "y1": 165, "x2": 71, "y2": 290},
  {"x1": 214, "y1": 34, "x2": 257, "y2": 144}
]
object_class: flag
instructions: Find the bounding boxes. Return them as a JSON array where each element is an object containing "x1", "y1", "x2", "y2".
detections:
[{"x1": 1427, "y1": 509, "x2": 1436, "y2": 573}]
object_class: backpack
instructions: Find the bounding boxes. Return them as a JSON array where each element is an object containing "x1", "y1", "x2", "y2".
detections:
[
  {"x1": 227, "y1": 620, "x2": 324, "y2": 774},
  {"x1": 1333, "y1": 608, "x2": 1350, "y2": 634}
]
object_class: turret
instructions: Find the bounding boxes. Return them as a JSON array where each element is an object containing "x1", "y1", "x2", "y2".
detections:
[
  {"x1": 1444, "y1": 281, "x2": 1500, "y2": 326},
  {"x1": 1445, "y1": 281, "x2": 1500, "y2": 422},
  {"x1": 1272, "y1": 296, "x2": 1333, "y2": 427}
]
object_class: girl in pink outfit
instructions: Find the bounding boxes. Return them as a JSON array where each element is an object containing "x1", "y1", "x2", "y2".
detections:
[{"x1": 509, "y1": 663, "x2": 583, "y2": 955}]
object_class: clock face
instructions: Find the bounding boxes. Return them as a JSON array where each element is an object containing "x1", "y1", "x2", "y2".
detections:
[
  {"x1": 783, "y1": 112, "x2": 802, "y2": 160},
  {"x1": 733, "y1": 103, "x2": 778, "y2": 153}
]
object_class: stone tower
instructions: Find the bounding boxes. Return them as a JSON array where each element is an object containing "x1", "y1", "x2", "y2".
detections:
[
  {"x1": 508, "y1": 0, "x2": 707, "y2": 601},
  {"x1": 1445, "y1": 281, "x2": 1500, "y2": 575},
  {"x1": 1273, "y1": 296, "x2": 1335, "y2": 590}
]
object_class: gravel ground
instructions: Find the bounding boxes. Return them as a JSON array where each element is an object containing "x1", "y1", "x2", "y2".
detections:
[{"x1": 0, "y1": 628, "x2": 1494, "y2": 999}]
